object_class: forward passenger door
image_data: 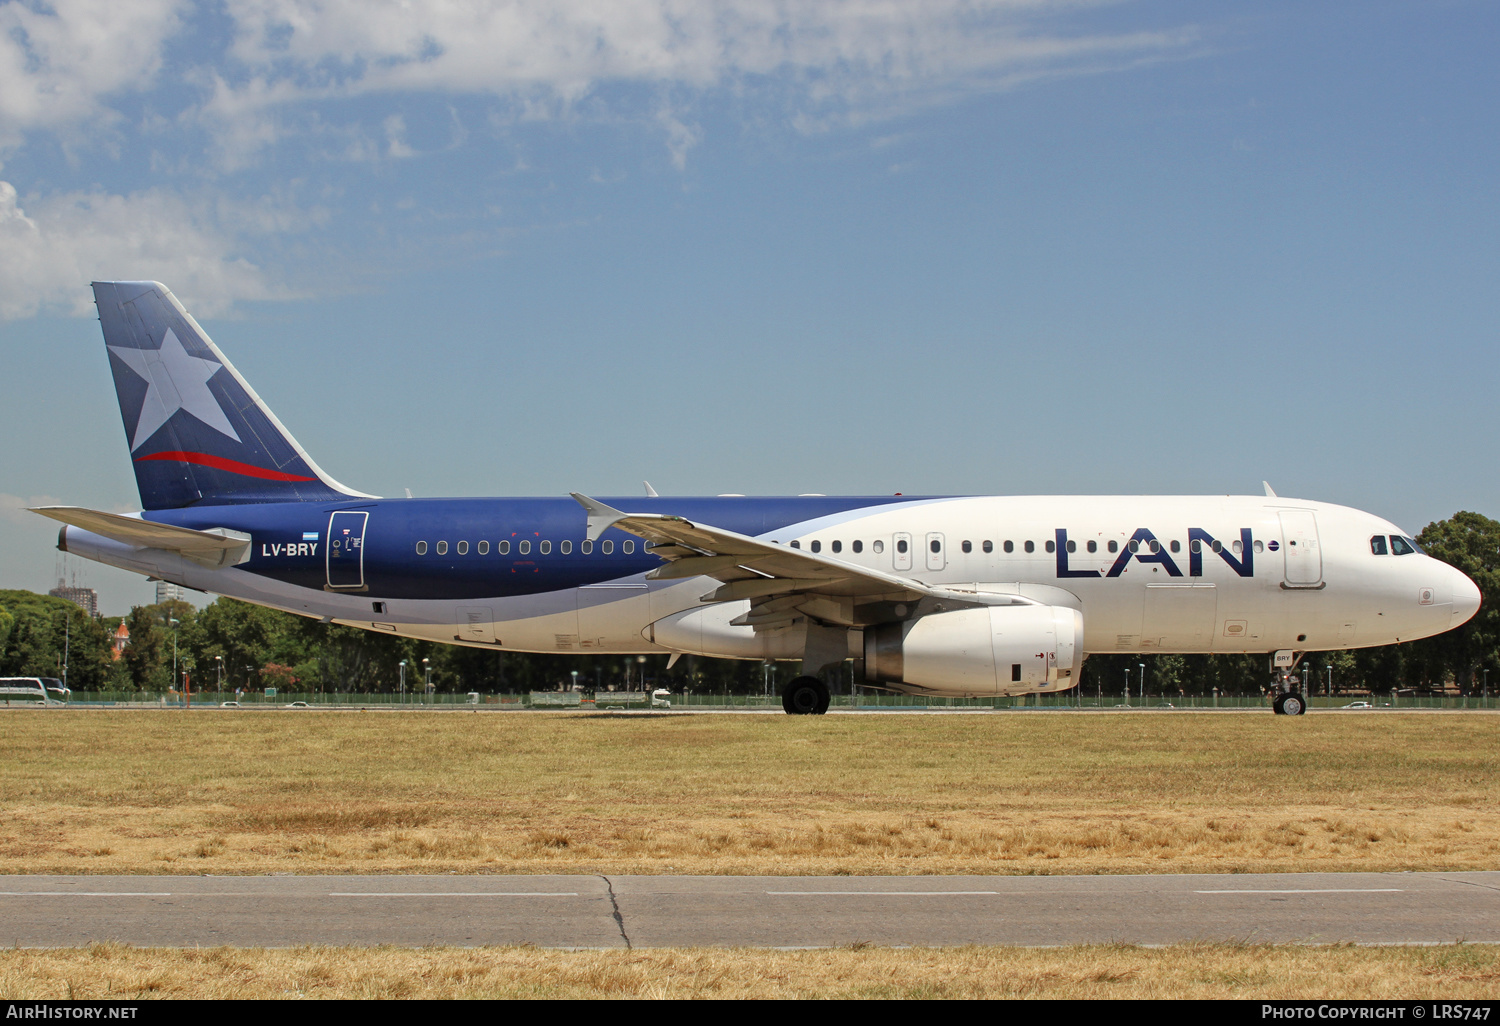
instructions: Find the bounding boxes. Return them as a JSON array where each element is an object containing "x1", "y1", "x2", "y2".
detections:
[{"x1": 893, "y1": 532, "x2": 913, "y2": 571}]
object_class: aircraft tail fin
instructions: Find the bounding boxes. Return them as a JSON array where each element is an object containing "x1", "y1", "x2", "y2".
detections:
[{"x1": 92, "y1": 281, "x2": 374, "y2": 509}]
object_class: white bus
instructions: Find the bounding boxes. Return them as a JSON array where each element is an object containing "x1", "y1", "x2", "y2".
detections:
[{"x1": 0, "y1": 678, "x2": 70, "y2": 705}]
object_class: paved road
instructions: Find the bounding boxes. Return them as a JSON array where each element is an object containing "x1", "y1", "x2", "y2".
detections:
[{"x1": 3, "y1": 872, "x2": 1498, "y2": 948}]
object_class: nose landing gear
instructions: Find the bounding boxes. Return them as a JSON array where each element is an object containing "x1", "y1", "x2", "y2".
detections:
[
  {"x1": 1272, "y1": 691, "x2": 1306, "y2": 716},
  {"x1": 1270, "y1": 669, "x2": 1307, "y2": 716}
]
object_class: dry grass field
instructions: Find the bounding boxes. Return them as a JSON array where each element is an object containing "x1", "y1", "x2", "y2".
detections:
[
  {"x1": 3, "y1": 942, "x2": 1498, "y2": 999},
  {"x1": 0, "y1": 709, "x2": 1496, "y2": 875}
]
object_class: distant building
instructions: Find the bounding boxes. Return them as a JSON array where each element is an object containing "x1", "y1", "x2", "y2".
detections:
[
  {"x1": 111, "y1": 621, "x2": 129, "y2": 660},
  {"x1": 49, "y1": 579, "x2": 98, "y2": 618},
  {"x1": 155, "y1": 581, "x2": 185, "y2": 605}
]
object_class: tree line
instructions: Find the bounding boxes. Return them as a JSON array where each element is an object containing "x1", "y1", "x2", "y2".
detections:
[{"x1": 4, "y1": 511, "x2": 1497, "y2": 697}]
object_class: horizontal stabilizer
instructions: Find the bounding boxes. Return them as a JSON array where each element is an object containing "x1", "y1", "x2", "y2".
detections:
[{"x1": 31, "y1": 506, "x2": 252, "y2": 569}]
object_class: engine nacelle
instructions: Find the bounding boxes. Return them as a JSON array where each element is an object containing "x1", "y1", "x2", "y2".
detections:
[{"x1": 864, "y1": 605, "x2": 1083, "y2": 696}]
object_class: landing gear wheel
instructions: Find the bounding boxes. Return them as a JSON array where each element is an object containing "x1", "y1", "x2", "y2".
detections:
[
  {"x1": 782, "y1": 676, "x2": 830, "y2": 716},
  {"x1": 1281, "y1": 692, "x2": 1306, "y2": 716},
  {"x1": 1272, "y1": 693, "x2": 1287, "y2": 715}
]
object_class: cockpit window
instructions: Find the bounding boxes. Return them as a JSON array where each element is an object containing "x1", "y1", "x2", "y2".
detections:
[
  {"x1": 1370, "y1": 535, "x2": 1388, "y2": 555},
  {"x1": 1390, "y1": 535, "x2": 1419, "y2": 556}
]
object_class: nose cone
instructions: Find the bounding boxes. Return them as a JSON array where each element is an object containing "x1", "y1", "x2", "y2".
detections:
[{"x1": 1451, "y1": 568, "x2": 1482, "y2": 628}]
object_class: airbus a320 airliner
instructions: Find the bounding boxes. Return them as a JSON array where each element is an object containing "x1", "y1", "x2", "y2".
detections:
[{"x1": 32, "y1": 282, "x2": 1481, "y2": 715}]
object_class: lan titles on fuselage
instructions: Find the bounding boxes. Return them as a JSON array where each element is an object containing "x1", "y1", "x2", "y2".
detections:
[{"x1": 32, "y1": 282, "x2": 1480, "y2": 715}]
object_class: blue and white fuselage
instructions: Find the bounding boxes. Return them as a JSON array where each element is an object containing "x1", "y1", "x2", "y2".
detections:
[{"x1": 35, "y1": 282, "x2": 1480, "y2": 710}]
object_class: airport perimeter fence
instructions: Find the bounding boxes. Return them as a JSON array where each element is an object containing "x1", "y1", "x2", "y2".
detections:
[{"x1": 38, "y1": 691, "x2": 1500, "y2": 711}]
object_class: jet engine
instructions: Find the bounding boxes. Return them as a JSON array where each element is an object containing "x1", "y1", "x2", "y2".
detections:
[{"x1": 863, "y1": 605, "x2": 1083, "y2": 696}]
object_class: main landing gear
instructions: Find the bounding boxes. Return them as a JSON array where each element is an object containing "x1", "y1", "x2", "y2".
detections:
[{"x1": 782, "y1": 676, "x2": 831, "y2": 715}]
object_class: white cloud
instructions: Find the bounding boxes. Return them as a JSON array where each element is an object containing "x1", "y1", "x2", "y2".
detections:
[
  {"x1": 383, "y1": 114, "x2": 414, "y2": 158},
  {"x1": 0, "y1": 0, "x2": 186, "y2": 150},
  {"x1": 0, "y1": 180, "x2": 290, "y2": 319},
  {"x1": 0, "y1": 1, "x2": 1198, "y2": 168},
  {"x1": 205, "y1": 0, "x2": 1197, "y2": 160},
  {"x1": 222, "y1": 1, "x2": 1172, "y2": 95}
]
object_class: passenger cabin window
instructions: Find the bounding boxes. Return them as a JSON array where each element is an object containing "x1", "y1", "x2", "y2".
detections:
[
  {"x1": 1066, "y1": 540, "x2": 1076, "y2": 553},
  {"x1": 623, "y1": 540, "x2": 635, "y2": 554},
  {"x1": 1024, "y1": 541, "x2": 1035, "y2": 554},
  {"x1": 415, "y1": 541, "x2": 428, "y2": 555},
  {"x1": 1390, "y1": 535, "x2": 1417, "y2": 556},
  {"x1": 582, "y1": 540, "x2": 593, "y2": 554},
  {"x1": 539, "y1": 540, "x2": 551, "y2": 555},
  {"x1": 478, "y1": 540, "x2": 489, "y2": 555},
  {"x1": 832, "y1": 541, "x2": 842, "y2": 553},
  {"x1": 982, "y1": 540, "x2": 993, "y2": 553},
  {"x1": 1211, "y1": 540, "x2": 1222, "y2": 553},
  {"x1": 499, "y1": 540, "x2": 511, "y2": 554},
  {"x1": 1086, "y1": 540, "x2": 1096, "y2": 553},
  {"x1": 872, "y1": 540, "x2": 885, "y2": 554},
  {"x1": 560, "y1": 540, "x2": 572, "y2": 554},
  {"x1": 896, "y1": 539, "x2": 908, "y2": 554},
  {"x1": 930, "y1": 539, "x2": 941, "y2": 553},
  {"x1": 518, "y1": 540, "x2": 530, "y2": 555},
  {"x1": 1169, "y1": 540, "x2": 1180, "y2": 553},
  {"x1": 1044, "y1": 540, "x2": 1055, "y2": 553},
  {"x1": 602, "y1": 540, "x2": 614, "y2": 554},
  {"x1": 1108, "y1": 540, "x2": 1118, "y2": 553},
  {"x1": 961, "y1": 540, "x2": 972, "y2": 554},
  {"x1": 1148, "y1": 540, "x2": 1160, "y2": 554},
  {"x1": 1253, "y1": 540, "x2": 1264, "y2": 553},
  {"x1": 457, "y1": 541, "x2": 469, "y2": 555},
  {"x1": 436, "y1": 541, "x2": 448, "y2": 555},
  {"x1": 1129, "y1": 540, "x2": 1140, "y2": 553},
  {"x1": 853, "y1": 540, "x2": 863, "y2": 553},
  {"x1": 1370, "y1": 535, "x2": 1388, "y2": 555},
  {"x1": 790, "y1": 540, "x2": 801, "y2": 549},
  {"x1": 1232, "y1": 539, "x2": 1243, "y2": 554},
  {"x1": 1004, "y1": 541, "x2": 1014, "y2": 553},
  {"x1": 810, "y1": 541, "x2": 821, "y2": 553}
]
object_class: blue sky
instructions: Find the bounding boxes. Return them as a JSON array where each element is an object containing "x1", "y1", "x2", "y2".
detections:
[{"x1": 2, "y1": 0, "x2": 1497, "y2": 615}]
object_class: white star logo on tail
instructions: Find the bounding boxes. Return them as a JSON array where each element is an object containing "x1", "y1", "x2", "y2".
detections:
[{"x1": 109, "y1": 328, "x2": 241, "y2": 452}]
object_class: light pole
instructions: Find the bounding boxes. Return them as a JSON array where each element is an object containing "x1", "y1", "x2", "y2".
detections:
[
  {"x1": 168, "y1": 615, "x2": 180, "y2": 696},
  {"x1": 1124, "y1": 667, "x2": 1130, "y2": 706},
  {"x1": 215, "y1": 655, "x2": 223, "y2": 694},
  {"x1": 1139, "y1": 662, "x2": 1146, "y2": 701},
  {"x1": 422, "y1": 657, "x2": 431, "y2": 702},
  {"x1": 1325, "y1": 664, "x2": 1332, "y2": 697},
  {"x1": 570, "y1": 670, "x2": 579, "y2": 693},
  {"x1": 400, "y1": 660, "x2": 407, "y2": 704},
  {"x1": 58, "y1": 611, "x2": 70, "y2": 692},
  {"x1": 1484, "y1": 668, "x2": 1489, "y2": 701}
]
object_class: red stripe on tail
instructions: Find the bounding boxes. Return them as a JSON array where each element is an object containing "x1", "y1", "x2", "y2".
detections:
[{"x1": 135, "y1": 450, "x2": 318, "y2": 482}]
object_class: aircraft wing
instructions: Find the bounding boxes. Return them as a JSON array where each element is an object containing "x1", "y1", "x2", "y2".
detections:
[
  {"x1": 30, "y1": 506, "x2": 252, "y2": 570},
  {"x1": 571, "y1": 493, "x2": 1020, "y2": 629}
]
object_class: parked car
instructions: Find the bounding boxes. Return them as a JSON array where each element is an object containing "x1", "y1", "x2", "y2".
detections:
[
  {"x1": 284, "y1": 701, "x2": 310, "y2": 708},
  {"x1": 651, "y1": 688, "x2": 673, "y2": 709},
  {"x1": 1341, "y1": 701, "x2": 1373, "y2": 709},
  {"x1": 220, "y1": 701, "x2": 241, "y2": 708}
]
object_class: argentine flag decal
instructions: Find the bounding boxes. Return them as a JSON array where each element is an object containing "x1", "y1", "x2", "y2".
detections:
[{"x1": 303, "y1": 532, "x2": 320, "y2": 541}]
